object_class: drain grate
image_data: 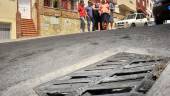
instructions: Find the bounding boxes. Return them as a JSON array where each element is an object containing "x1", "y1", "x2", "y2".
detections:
[
  {"x1": 35, "y1": 52, "x2": 169, "y2": 96},
  {"x1": 83, "y1": 87, "x2": 132, "y2": 95}
]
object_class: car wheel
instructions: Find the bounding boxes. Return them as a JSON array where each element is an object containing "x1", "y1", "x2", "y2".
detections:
[
  {"x1": 144, "y1": 23, "x2": 148, "y2": 26},
  {"x1": 131, "y1": 23, "x2": 136, "y2": 27},
  {"x1": 155, "y1": 18, "x2": 164, "y2": 25}
]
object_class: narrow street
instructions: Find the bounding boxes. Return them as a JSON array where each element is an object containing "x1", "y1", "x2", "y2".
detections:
[{"x1": 0, "y1": 24, "x2": 170, "y2": 96}]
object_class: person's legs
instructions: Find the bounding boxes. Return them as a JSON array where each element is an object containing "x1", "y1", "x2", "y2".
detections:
[
  {"x1": 93, "y1": 11, "x2": 98, "y2": 31},
  {"x1": 101, "y1": 13, "x2": 109, "y2": 30},
  {"x1": 98, "y1": 15, "x2": 101, "y2": 30},
  {"x1": 109, "y1": 15, "x2": 113, "y2": 29},
  {"x1": 82, "y1": 18, "x2": 85, "y2": 32},
  {"x1": 94, "y1": 19, "x2": 98, "y2": 31},
  {"x1": 101, "y1": 13, "x2": 104, "y2": 30},
  {"x1": 110, "y1": 22, "x2": 113, "y2": 29},
  {"x1": 91, "y1": 17, "x2": 95, "y2": 31},
  {"x1": 80, "y1": 17, "x2": 85, "y2": 32},
  {"x1": 93, "y1": 17, "x2": 98, "y2": 31},
  {"x1": 87, "y1": 17, "x2": 91, "y2": 32},
  {"x1": 80, "y1": 17, "x2": 83, "y2": 32},
  {"x1": 98, "y1": 22, "x2": 101, "y2": 30},
  {"x1": 105, "y1": 13, "x2": 110, "y2": 30}
]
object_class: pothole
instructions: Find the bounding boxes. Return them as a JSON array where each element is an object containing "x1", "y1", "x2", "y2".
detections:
[{"x1": 34, "y1": 52, "x2": 170, "y2": 96}]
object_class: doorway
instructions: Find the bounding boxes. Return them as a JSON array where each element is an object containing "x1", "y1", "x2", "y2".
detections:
[{"x1": 18, "y1": 0, "x2": 31, "y2": 19}]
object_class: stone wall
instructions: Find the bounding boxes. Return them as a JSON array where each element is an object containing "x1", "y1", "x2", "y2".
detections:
[
  {"x1": 38, "y1": 0, "x2": 80, "y2": 36},
  {"x1": 40, "y1": 15, "x2": 80, "y2": 36}
]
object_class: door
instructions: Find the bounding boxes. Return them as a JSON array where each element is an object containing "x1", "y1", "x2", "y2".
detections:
[
  {"x1": 140, "y1": 14, "x2": 147, "y2": 26},
  {"x1": 19, "y1": 0, "x2": 31, "y2": 19},
  {"x1": 0, "y1": 23, "x2": 11, "y2": 40},
  {"x1": 136, "y1": 14, "x2": 144, "y2": 26}
]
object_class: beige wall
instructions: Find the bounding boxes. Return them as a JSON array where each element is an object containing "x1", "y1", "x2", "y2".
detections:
[
  {"x1": 40, "y1": 15, "x2": 80, "y2": 36},
  {"x1": 60, "y1": 18, "x2": 80, "y2": 35},
  {"x1": 117, "y1": 0, "x2": 136, "y2": 12},
  {"x1": 116, "y1": 0, "x2": 136, "y2": 16},
  {"x1": 0, "y1": 0, "x2": 17, "y2": 39}
]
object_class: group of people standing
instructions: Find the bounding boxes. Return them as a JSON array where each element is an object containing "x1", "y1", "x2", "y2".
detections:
[{"x1": 78, "y1": 0, "x2": 115, "y2": 32}]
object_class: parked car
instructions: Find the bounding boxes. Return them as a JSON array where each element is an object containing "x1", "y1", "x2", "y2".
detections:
[
  {"x1": 153, "y1": 0, "x2": 170, "y2": 24},
  {"x1": 115, "y1": 13, "x2": 148, "y2": 28}
]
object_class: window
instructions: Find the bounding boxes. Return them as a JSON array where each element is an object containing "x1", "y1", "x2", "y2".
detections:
[
  {"x1": 44, "y1": 0, "x2": 59, "y2": 8},
  {"x1": 71, "y1": 0, "x2": 77, "y2": 11},
  {"x1": 126, "y1": 14, "x2": 136, "y2": 19},
  {"x1": 61, "y1": 0, "x2": 68, "y2": 9},
  {"x1": 53, "y1": 0, "x2": 59, "y2": 8},
  {"x1": 44, "y1": 0, "x2": 78, "y2": 11},
  {"x1": 44, "y1": 0, "x2": 51, "y2": 7},
  {"x1": 140, "y1": 14, "x2": 145, "y2": 19},
  {"x1": 0, "y1": 23, "x2": 11, "y2": 40},
  {"x1": 136, "y1": 14, "x2": 145, "y2": 19},
  {"x1": 136, "y1": 14, "x2": 141, "y2": 19}
]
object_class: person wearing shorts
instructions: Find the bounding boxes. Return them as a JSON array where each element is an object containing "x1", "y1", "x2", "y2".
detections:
[
  {"x1": 78, "y1": 0, "x2": 86, "y2": 32},
  {"x1": 93, "y1": 1, "x2": 101, "y2": 31},
  {"x1": 99, "y1": 0, "x2": 110, "y2": 30},
  {"x1": 109, "y1": 0, "x2": 115, "y2": 29}
]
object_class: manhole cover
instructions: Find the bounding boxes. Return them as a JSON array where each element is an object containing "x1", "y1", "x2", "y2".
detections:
[{"x1": 35, "y1": 52, "x2": 170, "y2": 96}]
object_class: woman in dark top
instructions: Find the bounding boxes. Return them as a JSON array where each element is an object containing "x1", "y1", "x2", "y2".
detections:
[{"x1": 93, "y1": 1, "x2": 101, "y2": 31}]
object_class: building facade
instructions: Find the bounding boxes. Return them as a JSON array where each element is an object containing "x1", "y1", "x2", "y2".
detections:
[
  {"x1": 0, "y1": 0, "x2": 141, "y2": 40},
  {"x1": 114, "y1": 0, "x2": 136, "y2": 21},
  {"x1": 39, "y1": 0, "x2": 80, "y2": 36},
  {"x1": 136, "y1": 0, "x2": 147, "y2": 15},
  {"x1": 0, "y1": 0, "x2": 81, "y2": 40},
  {"x1": 146, "y1": 0, "x2": 154, "y2": 18},
  {"x1": 116, "y1": 0, "x2": 136, "y2": 16},
  {"x1": 0, "y1": 0, "x2": 17, "y2": 40}
]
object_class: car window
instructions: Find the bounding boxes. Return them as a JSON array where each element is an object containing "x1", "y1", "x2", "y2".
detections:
[
  {"x1": 140, "y1": 14, "x2": 145, "y2": 19},
  {"x1": 136, "y1": 14, "x2": 141, "y2": 19},
  {"x1": 126, "y1": 14, "x2": 136, "y2": 19},
  {"x1": 143, "y1": 14, "x2": 146, "y2": 18}
]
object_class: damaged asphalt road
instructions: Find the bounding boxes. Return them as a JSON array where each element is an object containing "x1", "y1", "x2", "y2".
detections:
[{"x1": 0, "y1": 24, "x2": 170, "y2": 96}]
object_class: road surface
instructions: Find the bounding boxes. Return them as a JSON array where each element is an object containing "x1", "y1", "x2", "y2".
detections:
[{"x1": 0, "y1": 24, "x2": 170, "y2": 96}]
